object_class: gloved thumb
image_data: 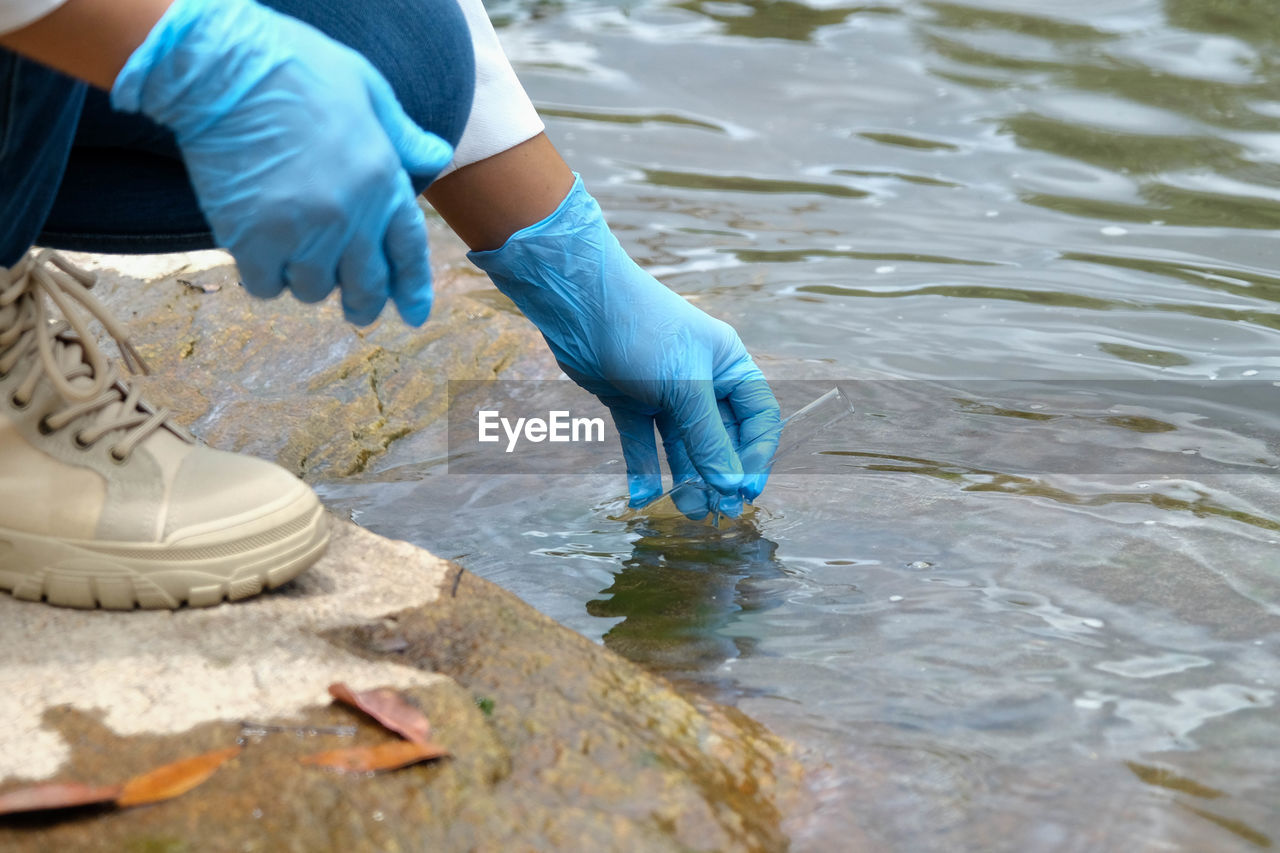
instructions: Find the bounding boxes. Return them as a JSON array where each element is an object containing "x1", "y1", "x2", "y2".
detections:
[
  {"x1": 363, "y1": 63, "x2": 455, "y2": 178},
  {"x1": 668, "y1": 382, "x2": 744, "y2": 495}
]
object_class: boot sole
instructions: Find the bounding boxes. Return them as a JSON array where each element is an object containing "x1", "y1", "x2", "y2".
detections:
[{"x1": 0, "y1": 494, "x2": 329, "y2": 610}]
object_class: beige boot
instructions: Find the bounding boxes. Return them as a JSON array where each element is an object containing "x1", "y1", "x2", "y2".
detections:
[{"x1": 0, "y1": 250, "x2": 328, "y2": 609}]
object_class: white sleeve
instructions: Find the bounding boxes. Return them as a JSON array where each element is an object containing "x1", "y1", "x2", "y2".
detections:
[
  {"x1": 437, "y1": 0, "x2": 545, "y2": 177},
  {"x1": 0, "y1": 0, "x2": 69, "y2": 34}
]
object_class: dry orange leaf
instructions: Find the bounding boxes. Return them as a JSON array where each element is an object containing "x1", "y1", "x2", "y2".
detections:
[
  {"x1": 299, "y1": 739, "x2": 448, "y2": 773},
  {"x1": 116, "y1": 746, "x2": 242, "y2": 808},
  {"x1": 0, "y1": 782, "x2": 121, "y2": 816},
  {"x1": 328, "y1": 682, "x2": 432, "y2": 744}
]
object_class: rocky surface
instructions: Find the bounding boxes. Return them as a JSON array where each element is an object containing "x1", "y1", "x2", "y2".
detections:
[
  {"x1": 67, "y1": 225, "x2": 559, "y2": 480},
  {"x1": 0, "y1": 236, "x2": 808, "y2": 850},
  {"x1": 0, "y1": 520, "x2": 803, "y2": 851}
]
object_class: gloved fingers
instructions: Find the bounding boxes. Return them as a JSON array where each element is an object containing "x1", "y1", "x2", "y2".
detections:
[
  {"x1": 714, "y1": 398, "x2": 744, "y2": 517},
  {"x1": 717, "y1": 397, "x2": 742, "y2": 449},
  {"x1": 666, "y1": 479, "x2": 718, "y2": 520},
  {"x1": 284, "y1": 228, "x2": 346, "y2": 305},
  {"x1": 384, "y1": 180, "x2": 434, "y2": 326},
  {"x1": 283, "y1": 262, "x2": 335, "y2": 304},
  {"x1": 655, "y1": 410, "x2": 698, "y2": 486},
  {"x1": 656, "y1": 411, "x2": 714, "y2": 520},
  {"x1": 607, "y1": 404, "x2": 663, "y2": 509},
  {"x1": 362, "y1": 62, "x2": 455, "y2": 179},
  {"x1": 667, "y1": 380, "x2": 744, "y2": 496},
  {"x1": 714, "y1": 490, "x2": 743, "y2": 518},
  {"x1": 338, "y1": 227, "x2": 392, "y2": 326},
  {"x1": 725, "y1": 370, "x2": 782, "y2": 500},
  {"x1": 231, "y1": 234, "x2": 286, "y2": 300}
]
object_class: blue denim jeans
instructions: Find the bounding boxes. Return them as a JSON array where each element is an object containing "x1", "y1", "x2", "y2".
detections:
[{"x1": 0, "y1": 0, "x2": 476, "y2": 266}]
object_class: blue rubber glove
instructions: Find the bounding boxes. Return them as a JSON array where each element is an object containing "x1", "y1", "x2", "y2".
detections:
[
  {"x1": 111, "y1": 0, "x2": 453, "y2": 326},
  {"x1": 469, "y1": 174, "x2": 782, "y2": 517}
]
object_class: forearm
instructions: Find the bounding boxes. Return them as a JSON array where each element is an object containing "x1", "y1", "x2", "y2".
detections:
[
  {"x1": 425, "y1": 133, "x2": 573, "y2": 252},
  {"x1": 0, "y1": 0, "x2": 172, "y2": 89}
]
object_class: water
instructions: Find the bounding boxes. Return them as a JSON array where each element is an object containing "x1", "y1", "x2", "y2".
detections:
[{"x1": 320, "y1": 0, "x2": 1280, "y2": 848}]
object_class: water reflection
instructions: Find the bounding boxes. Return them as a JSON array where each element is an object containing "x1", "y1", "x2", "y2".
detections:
[
  {"x1": 1000, "y1": 114, "x2": 1244, "y2": 176},
  {"x1": 1126, "y1": 761, "x2": 1227, "y2": 799},
  {"x1": 673, "y1": 0, "x2": 883, "y2": 42},
  {"x1": 825, "y1": 451, "x2": 1280, "y2": 531},
  {"x1": 642, "y1": 167, "x2": 871, "y2": 199},
  {"x1": 1178, "y1": 803, "x2": 1273, "y2": 849},
  {"x1": 1164, "y1": 0, "x2": 1280, "y2": 46},
  {"x1": 587, "y1": 513, "x2": 788, "y2": 687},
  {"x1": 800, "y1": 278, "x2": 1280, "y2": 330},
  {"x1": 918, "y1": 0, "x2": 1280, "y2": 240},
  {"x1": 1062, "y1": 252, "x2": 1280, "y2": 307}
]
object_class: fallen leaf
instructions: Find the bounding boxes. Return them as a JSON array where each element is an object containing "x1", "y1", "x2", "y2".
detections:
[
  {"x1": 116, "y1": 746, "x2": 242, "y2": 808},
  {"x1": 176, "y1": 277, "x2": 222, "y2": 293},
  {"x1": 299, "y1": 740, "x2": 448, "y2": 773},
  {"x1": 0, "y1": 782, "x2": 121, "y2": 816},
  {"x1": 328, "y1": 683, "x2": 432, "y2": 744}
]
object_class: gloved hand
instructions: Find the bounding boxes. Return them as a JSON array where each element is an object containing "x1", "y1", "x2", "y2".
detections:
[
  {"x1": 111, "y1": 0, "x2": 453, "y2": 326},
  {"x1": 469, "y1": 174, "x2": 781, "y2": 517}
]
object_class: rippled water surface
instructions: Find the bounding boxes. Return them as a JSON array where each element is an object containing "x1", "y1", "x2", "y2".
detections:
[{"x1": 322, "y1": 0, "x2": 1280, "y2": 848}]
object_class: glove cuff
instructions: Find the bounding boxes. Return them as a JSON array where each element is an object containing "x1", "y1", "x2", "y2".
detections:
[
  {"x1": 467, "y1": 172, "x2": 631, "y2": 308},
  {"x1": 111, "y1": 0, "x2": 205, "y2": 112},
  {"x1": 471, "y1": 169, "x2": 599, "y2": 308}
]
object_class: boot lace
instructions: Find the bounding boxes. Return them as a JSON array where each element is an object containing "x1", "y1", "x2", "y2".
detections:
[{"x1": 0, "y1": 250, "x2": 194, "y2": 461}]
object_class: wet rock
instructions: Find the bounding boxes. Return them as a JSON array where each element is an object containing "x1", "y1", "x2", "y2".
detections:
[
  {"x1": 0, "y1": 520, "x2": 803, "y2": 852},
  {"x1": 329, "y1": 570, "x2": 801, "y2": 851}
]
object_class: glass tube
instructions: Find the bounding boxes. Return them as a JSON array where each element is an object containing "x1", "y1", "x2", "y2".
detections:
[{"x1": 664, "y1": 385, "x2": 855, "y2": 525}]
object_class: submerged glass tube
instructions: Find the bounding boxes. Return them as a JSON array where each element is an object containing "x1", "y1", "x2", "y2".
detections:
[{"x1": 664, "y1": 385, "x2": 855, "y2": 526}]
